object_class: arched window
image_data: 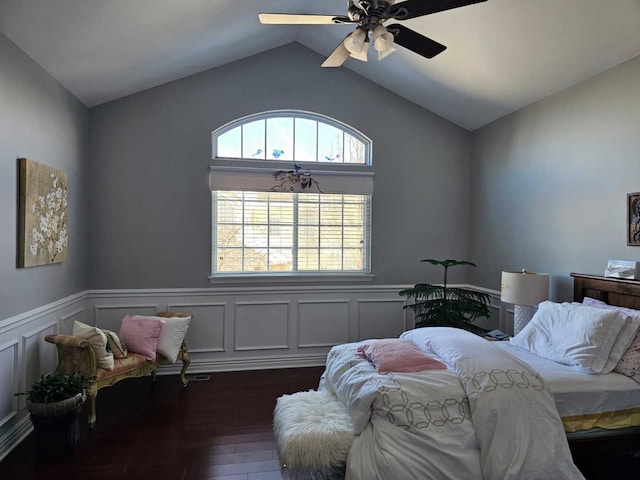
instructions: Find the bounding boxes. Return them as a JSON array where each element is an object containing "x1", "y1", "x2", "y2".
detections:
[
  {"x1": 210, "y1": 110, "x2": 373, "y2": 279},
  {"x1": 213, "y1": 110, "x2": 371, "y2": 164}
]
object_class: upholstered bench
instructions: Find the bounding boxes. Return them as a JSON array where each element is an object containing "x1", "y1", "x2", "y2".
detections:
[
  {"x1": 45, "y1": 311, "x2": 190, "y2": 428},
  {"x1": 273, "y1": 390, "x2": 355, "y2": 480}
]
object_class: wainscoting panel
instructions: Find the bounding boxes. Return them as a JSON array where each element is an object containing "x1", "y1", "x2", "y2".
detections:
[
  {"x1": 20, "y1": 322, "x2": 58, "y2": 411},
  {"x1": 234, "y1": 301, "x2": 290, "y2": 351},
  {"x1": 84, "y1": 286, "x2": 427, "y2": 371},
  {"x1": 297, "y1": 300, "x2": 350, "y2": 348},
  {"x1": 357, "y1": 299, "x2": 407, "y2": 340},
  {"x1": 59, "y1": 308, "x2": 85, "y2": 334},
  {"x1": 166, "y1": 302, "x2": 226, "y2": 353},
  {"x1": 94, "y1": 304, "x2": 159, "y2": 331},
  {"x1": 0, "y1": 340, "x2": 19, "y2": 430}
]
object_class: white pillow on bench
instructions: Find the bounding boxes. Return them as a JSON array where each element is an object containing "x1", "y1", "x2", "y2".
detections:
[
  {"x1": 73, "y1": 321, "x2": 114, "y2": 370},
  {"x1": 133, "y1": 315, "x2": 191, "y2": 363}
]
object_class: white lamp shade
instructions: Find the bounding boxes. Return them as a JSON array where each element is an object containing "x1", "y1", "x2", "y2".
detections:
[{"x1": 501, "y1": 270, "x2": 550, "y2": 306}]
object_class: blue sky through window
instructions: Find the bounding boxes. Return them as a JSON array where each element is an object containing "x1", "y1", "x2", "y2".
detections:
[{"x1": 214, "y1": 112, "x2": 368, "y2": 164}]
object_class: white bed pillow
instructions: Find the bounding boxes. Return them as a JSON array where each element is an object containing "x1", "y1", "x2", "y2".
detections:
[
  {"x1": 582, "y1": 297, "x2": 640, "y2": 379},
  {"x1": 133, "y1": 315, "x2": 191, "y2": 363},
  {"x1": 582, "y1": 297, "x2": 608, "y2": 307},
  {"x1": 73, "y1": 320, "x2": 115, "y2": 370},
  {"x1": 510, "y1": 301, "x2": 627, "y2": 373}
]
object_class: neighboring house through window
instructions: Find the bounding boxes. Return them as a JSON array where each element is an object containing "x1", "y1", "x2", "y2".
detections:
[{"x1": 210, "y1": 110, "x2": 373, "y2": 279}]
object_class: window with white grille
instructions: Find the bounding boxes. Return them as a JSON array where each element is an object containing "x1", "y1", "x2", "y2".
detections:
[{"x1": 211, "y1": 110, "x2": 373, "y2": 277}]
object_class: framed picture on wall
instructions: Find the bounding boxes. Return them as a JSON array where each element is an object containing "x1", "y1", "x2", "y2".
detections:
[
  {"x1": 18, "y1": 158, "x2": 68, "y2": 267},
  {"x1": 628, "y1": 192, "x2": 640, "y2": 246}
]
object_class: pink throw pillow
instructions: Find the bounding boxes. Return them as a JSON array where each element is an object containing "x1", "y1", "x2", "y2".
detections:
[
  {"x1": 119, "y1": 315, "x2": 164, "y2": 361},
  {"x1": 357, "y1": 339, "x2": 447, "y2": 374}
]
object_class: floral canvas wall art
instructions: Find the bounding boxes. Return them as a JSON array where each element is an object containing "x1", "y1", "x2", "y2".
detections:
[{"x1": 18, "y1": 158, "x2": 68, "y2": 267}]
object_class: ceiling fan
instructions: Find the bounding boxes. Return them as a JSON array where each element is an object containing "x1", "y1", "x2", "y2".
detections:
[{"x1": 259, "y1": 0, "x2": 487, "y2": 67}]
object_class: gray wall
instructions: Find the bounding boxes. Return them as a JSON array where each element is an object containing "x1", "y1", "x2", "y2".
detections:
[
  {"x1": 88, "y1": 42, "x2": 473, "y2": 289},
  {"x1": 470, "y1": 55, "x2": 640, "y2": 300},
  {"x1": 0, "y1": 33, "x2": 88, "y2": 320}
]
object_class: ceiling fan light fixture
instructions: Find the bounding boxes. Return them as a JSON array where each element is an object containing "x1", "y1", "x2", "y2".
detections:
[
  {"x1": 377, "y1": 45, "x2": 396, "y2": 61},
  {"x1": 349, "y1": 46, "x2": 369, "y2": 62},
  {"x1": 372, "y1": 25, "x2": 396, "y2": 61},
  {"x1": 372, "y1": 25, "x2": 395, "y2": 52},
  {"x1": 343, "y1": 27, "x2": 368, "y2": 62}
]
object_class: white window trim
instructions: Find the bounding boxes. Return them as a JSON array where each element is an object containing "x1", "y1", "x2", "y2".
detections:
[
  {"x1": 208, "y1": 272, "x2": 375, "y2": 285},
  {"x1": 211, "y1": 110, "x2": 374, "y2": 280},
  {"x1": 211, "y1": 191, "x2": 373, "y2": 277}
]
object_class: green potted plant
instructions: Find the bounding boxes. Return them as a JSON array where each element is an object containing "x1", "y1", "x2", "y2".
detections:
[
  {"x1": 400, "y1": 259, "x2": 491, "y2": 335},
  {"x1": 16, "y1": 372, "x2": 92, "y2": 459}
]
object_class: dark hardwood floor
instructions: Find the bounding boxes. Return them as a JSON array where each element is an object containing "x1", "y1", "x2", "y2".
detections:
[
  {"x1": 1, "y1": 366, "x2": 639, "y2": 479},
  {"x1": 0, "y1": 367, "x2": 324, "y2": 480}
]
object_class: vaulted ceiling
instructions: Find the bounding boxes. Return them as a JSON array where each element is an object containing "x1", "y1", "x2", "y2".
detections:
[{"x1": 1, "y1": 0, "x2": 638, "y2": 130}]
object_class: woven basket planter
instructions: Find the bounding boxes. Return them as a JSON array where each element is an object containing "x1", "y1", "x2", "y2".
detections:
[
  {"x1": 27, "y1": 392, "x2": 86, "y2": 459},
  {"x1": 27, "y1": 391, "x2": 86, "y2": 417}
]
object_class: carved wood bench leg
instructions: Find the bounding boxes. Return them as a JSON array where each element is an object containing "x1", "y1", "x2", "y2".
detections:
[
  {"x1": 87, "y1": 385, "x2": 97, "y2": 428},
  {"x1": 180, "y1": 350, "x2": 191, "y2": 387}
]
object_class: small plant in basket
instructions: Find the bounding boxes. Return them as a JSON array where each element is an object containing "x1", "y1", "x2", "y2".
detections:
[{"x1": 16, "y1": 372, "x2": 93, "y2": 458}]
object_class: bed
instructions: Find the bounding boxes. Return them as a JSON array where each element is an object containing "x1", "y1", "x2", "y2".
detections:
[
  {"x1": 566, "y1": 272, "x2": 640, "y2": 471},
  {"x1": 316, "y1": 273, "x2": 640, "y2": 479}
]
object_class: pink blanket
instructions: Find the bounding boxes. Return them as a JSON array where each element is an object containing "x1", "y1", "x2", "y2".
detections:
[{"x1": 356, "y1": 339, "x2": 447, "y2": 374}]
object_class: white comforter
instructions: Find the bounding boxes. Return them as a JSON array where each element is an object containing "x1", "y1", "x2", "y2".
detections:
[{"x1": 320, "y1": 327, "x2": 585, "y2": 480}]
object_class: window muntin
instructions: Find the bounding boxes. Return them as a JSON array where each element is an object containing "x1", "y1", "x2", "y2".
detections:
[
  {"x1": 213, "y1": 191, "x2": 370, "y2": 274},
  {"x1": 213, "y1": 110, "x2": 370, "y2": 165}
]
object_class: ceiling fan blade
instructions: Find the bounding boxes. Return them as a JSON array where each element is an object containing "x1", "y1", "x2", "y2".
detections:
[
  {"x1": 390, "y1": 0, "x2": 487, "y2": 21},
  {"x1": 322, "y1": 39, "x2": 351, "y2": 68},
  {"x1": 259, "y1": 13, "x2": 349, "y2": 25},
  {"x1": 387, "y1": 24, "x2": 446, "y2": 59}
]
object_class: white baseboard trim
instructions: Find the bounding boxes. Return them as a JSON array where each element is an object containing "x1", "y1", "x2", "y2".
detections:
[
  {"x1": 157, "y1": 354, "x2": 328, "y2": 375},
  {"x1": 0, "y1": 415, "x2": 32, "y2": 463}
]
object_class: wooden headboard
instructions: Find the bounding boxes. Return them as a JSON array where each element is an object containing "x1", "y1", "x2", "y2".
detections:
[{"x1": 572, "y1": 273, "x2": 640, "y2": 309}]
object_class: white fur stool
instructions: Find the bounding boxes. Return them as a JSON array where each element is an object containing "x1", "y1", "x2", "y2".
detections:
[{"x1": 273, "y1": 390, "x2": 355, "y2": 480}]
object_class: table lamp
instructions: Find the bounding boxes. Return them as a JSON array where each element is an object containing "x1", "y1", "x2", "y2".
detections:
[{"x1": 501, "y1": 269, "x2": 550, "y2": 335}]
